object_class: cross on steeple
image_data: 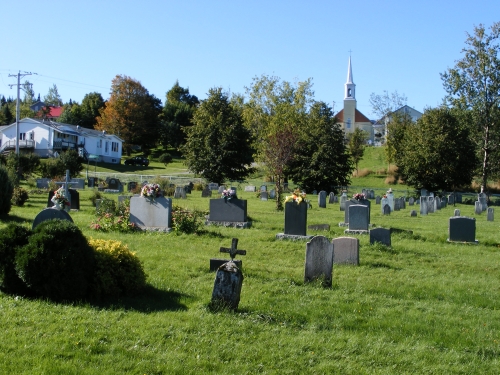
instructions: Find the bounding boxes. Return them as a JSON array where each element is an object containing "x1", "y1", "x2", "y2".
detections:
[{"x1": 219, "y1": 238, "x2": 246, "y2": 261}]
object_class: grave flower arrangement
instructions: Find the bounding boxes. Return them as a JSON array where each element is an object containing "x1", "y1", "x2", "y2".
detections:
[
  {"x1": 140, "y1": 183, "x2": 162, "y2": 200},
  {"x1": 221, "y1": 189, "x2": 237, "y2": 200},
  {"x1": 285, "y1": 189, "x2": 307, "y2": 204},
  {"x1": 51, "y1": 187, "x2": 70, "y2": 210},
  {"x1": 353, "y1": 193, "x2": 366, "y2": 201}
]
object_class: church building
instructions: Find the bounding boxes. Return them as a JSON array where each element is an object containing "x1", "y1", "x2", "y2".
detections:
[{"x1": 335, "y1": 57, "x2": 374, "y2": 141}]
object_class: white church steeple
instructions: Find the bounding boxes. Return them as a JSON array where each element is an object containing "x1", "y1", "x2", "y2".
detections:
[{"x1": 344, "y1": 55, "x2": 356, "y2": 100}]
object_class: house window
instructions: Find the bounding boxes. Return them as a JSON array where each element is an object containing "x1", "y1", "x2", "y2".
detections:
[
  {"x1": 20, "y1": 133, "x2": 26, "y2": 140},
  {"x1": 30, "y1": 132, "x2": 34, "y2": 140},
  {"x1": 111, "y1": 142, "x2": 118, "y2": 152},
  {"x1": 105, "y1": 141, "x2": 109, "y2": 153}
]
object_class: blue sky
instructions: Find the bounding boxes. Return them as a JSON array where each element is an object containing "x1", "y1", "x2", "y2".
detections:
[{"x1": 1, "y1": 1, "x2": 498, "y2": 120}]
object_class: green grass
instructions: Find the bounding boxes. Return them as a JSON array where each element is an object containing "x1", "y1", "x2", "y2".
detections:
[{"x1": 1, "y1": 184, "x2": 499, "y2": 374}]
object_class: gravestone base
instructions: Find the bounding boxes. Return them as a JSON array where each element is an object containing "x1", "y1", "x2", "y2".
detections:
[
  {"x1": 210, "y1": 259, "x2": 242, "y2": 272},
  {"x1": 447, "y1": 238, "x2": 478, "y2": 244},
  {"x1": 308, "y1": 224, "x2": 330, "y2": 231},
  {"x1": 134, "y1": 226, "x2": 172, "y2": 232},
  {"x1": 104, "y1": 189, "x2": 121, "y2": 194},
  {"x1": 275, "y1": 233, "x2": 314, "y2": 241},
  {"x1": 339, "y1": 222, "x2": 374, "y2": 228},
  {"x1": 344, "y1": 229, "x2": 369, "y2": 235},
  {"x1": 205, "y1": 220, "x2": 252, "y2": 229}
]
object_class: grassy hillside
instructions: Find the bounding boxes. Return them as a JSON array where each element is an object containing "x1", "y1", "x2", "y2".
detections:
[{"x1": 0, "y1": 186, "x2": 499, "y2": 373}]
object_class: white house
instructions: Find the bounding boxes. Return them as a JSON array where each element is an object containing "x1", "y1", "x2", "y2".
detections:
[{"x1": 0, "y1": 118, "x2": 123, "y2": 163}]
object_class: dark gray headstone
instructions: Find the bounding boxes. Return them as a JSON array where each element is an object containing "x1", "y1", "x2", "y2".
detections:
[
  {"x1": 348, "y1": 205, "x2": 369, "y2": 231},
  {"x1": 375, "y1": 196, "x2": 381, "y2": 204},
  {"x1": 370, "y1": 228, "x2": 391, "y2": 246},
  {"x1": 409, "y1": 197, "x2": 415, "y2": 206},
  {"x1": 209, "y1": 198, "x2": 248, "y2": 222},
  {"x1": 260, "y1": 191, "x2": 268, "y2": 201},
  {"x1": 32, "y1": 208, "x2": 73, "y2": 230},
  {"x1": 428, "y1": 197, "x2": 435, "y2": 213},
  {"x1": 304, "y1": 236, "x2": 333, "y2": 287},
  {"x1": 475, "y1": 201, "x2": 482, "y2": 215},
  {"x1": 284, "y1": 201, "x2": 307, "y2": 236},
  {"x1": 127, "y1": 181, "x2": 138, "y2": 192},
  {"x1": 448, "y1": 194, "x2": 455, "y2": 205},
  {"x1": 487, "y1": 207, "x2": 494, "y2": 222},
  {"x1": 107, "y1": 178, "x2": 121, "y2": 191},
  {"x1": 269, "y1": 189, "x2": 276, "y2": 199},
  {"x1": 260, "y1": 185, "x2": 267, "y2": 192},
  {"x1": 420, "y1": 196, "x2": 428, "y2": 215},
  {"x1": 448, "y1": 217, "x2": 476, "y2": 243},
  {"x1": 201, "y1": 187, "x2": 212, "y2": 198},
  {"x1": 394, "y1": 199, "x2": 400, "y2": 211},
  {"x1": 328, "y1": 192, "x2": 335, "y2": 204},
  {"x1": 174, "y1": 186, "x2": 187, "y2": 199},
  {"x1": 332, "y1": 237, "x2": 359, "y2": 265},
  {"x1": 68, "y1": 189, "x2": 79, "y2": 210},
  {"x1": 383, "y1": 204, "x2": 391, "y2": 215},
  {"x1": 410, "y1": 210, "x2": 417, "y2": 217},
  {"x1": 318, "y1": 191, "x2": 326, "y2": 208},
  {"x1": 340, "y1": 193, "x2": 347, "y2": 211},
  {"x1": 478, "y1": 193, "x2": 487, "y2": 211}
]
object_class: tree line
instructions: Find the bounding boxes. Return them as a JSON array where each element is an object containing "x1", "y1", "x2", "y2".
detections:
[{"x1": 1, "y1": 22, "x2": 499, "y2": 201}]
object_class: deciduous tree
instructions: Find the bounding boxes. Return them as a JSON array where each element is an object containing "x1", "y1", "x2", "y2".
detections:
[
  {"x1": 159, "y1": 81, "x2": 198, "y2": 149},
  {"x1": 396, "y1": 107, "x2": 477, "y2": 191},
  {"x1": 348, "y1": 128, "x2": 368, "y2": 175},
  {"x1": 286, "y1": 101, "x2": 353, "y2": 192},
  {"x1": 441, "y1": 22, "x2": 500, "y2": 191},
  {"x1": 96, "y1": 75, "x2": 162, "y2": 154},
  {"x1": 182, "y1": 87, "x2": 254, "y2": 184},
  {"x1": 43, "y1": 84, "x2": 63, "y2": 106}
]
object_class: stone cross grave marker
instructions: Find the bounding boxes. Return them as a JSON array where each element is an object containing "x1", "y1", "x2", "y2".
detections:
[
  {"x1": 210, "y1": 237, "x2": 246, "y2": 271},
  {"x1": 220, "y1": 238, "x2": 247, "y2": 261},
  {"x1": 54, "y1": 170, "x2": 77, "y2": 208}
]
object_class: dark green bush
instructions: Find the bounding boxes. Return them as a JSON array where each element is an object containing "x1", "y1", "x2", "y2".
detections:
[
  {"x1": 0, "y1": 166, "x2": 13, "y2": 215},
  {"x1": 15, "y1": 220, "x2": 95, "y2": 301},
  {"x1": 11, "y1": 186, "x2": 29, "y2": 206},
  {"x1": 0, "y1": 224, "x2": 32, "y2": 294},
  {"x1": 158, "y1": 152, "x2": 173, "y2": 166}
]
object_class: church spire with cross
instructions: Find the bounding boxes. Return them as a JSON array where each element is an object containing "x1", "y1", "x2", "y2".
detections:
[{"x1": 344, "y1": 55, "x2": 356, "y2": 100}]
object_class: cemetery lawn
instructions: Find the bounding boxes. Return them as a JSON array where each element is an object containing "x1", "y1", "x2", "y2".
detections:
[{"x1": 1, "y1": 189, "x2": 499, "y2": 374}]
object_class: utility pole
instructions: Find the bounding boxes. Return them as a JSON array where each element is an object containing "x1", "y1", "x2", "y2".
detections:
[{"x1": 8, "y1": 71, "x2": 37, "y2": 155}]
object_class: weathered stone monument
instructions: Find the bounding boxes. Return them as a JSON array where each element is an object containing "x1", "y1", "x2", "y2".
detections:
[
  {"x1": 304, "y1": 236, "x2": 333, "y2": 287},
  {"x1": 332, "y1": 237, "x2": 359, "y2": 265},
  {"x1": 318, "y1": 191, "x2": 327, "y2": 208},
  {"x1": 129, "y1": 196, "x2": 172, "y2": 231}
]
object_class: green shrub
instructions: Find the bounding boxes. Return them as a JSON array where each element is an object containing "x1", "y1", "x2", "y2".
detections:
[
  {"x1": 0, "y1": 166, "x2": 13, "y2": 215},
  {"x1": 172, "y1": 206, "x2": 204, "y2": 234},
  {"x1": 11, "y1": 186, "x2": 29, "y2": 207},
  {"x1": 193, "y1": 183, "x2": 204, "y2": 191},
  {"x1": 15, "y1": 220, "x2": 95, "y2": 301},
  {"x1": 95, "y1": 198, "x2": 116, "y2": 216},
  {"x1": 158, "y1": 152, "x2": 173, "y2": 166},
  {"x1": 90, "y1": 199, "x2": 134, "y2": 232},
  {"x1": 88, "y1": 238, "x2": 147, "y2": 297},
  {"x1": 0, "y1": 224, "x2": 32, "y2": 294}
]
